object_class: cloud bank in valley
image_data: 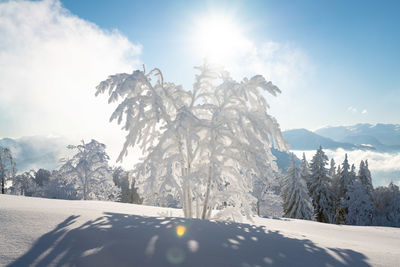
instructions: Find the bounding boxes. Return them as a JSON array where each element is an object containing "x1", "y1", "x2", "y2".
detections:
[
  {"x1": 0, "y1": 0, "x2": 142, "y2": 166},
  {"x1": 292, "y1": 149, "x2": 400, "y2": 187}
]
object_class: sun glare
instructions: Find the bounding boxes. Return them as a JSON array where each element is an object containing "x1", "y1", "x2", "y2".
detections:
[
  {"x1": 193, "y1": 15, "x2": 250, "y2": 63},
  {"x1": 176, "y1": 225, "x2": 186, "y2": 237}
]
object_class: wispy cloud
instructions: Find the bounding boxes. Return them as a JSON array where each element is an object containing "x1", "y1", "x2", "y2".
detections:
[
  {"x1": 347, "y1": 107, "x2": 368, "y2": 115},
  {"x1": 224, "y1": 40, "x2": 313, "y2": 94},
  {"x1": 0, "y1": 0, "x2": 141, "y2": 165},
  {"x1": 347, "y1": 106, "x2": 358, "y2": 113}
]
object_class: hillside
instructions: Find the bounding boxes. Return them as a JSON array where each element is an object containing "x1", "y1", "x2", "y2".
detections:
[{"x1": 1, "y1": 195, "x2": 399, "y2": 267}]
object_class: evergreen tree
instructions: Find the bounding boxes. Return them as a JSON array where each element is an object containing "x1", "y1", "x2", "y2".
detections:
[
  {"x1": 309, "y1": 146, "x2": 334, "y2": 223},
  {"x1": 0, "y1": 148, "x2": 16, "y2": 194},
  {"x1": 281, "y1": 155, "x2": 314, "y2": 220},
  {"x1": 300, "y1": 153, "x2": 310, "y2": 186},
  {"x1": 358, "y1": 160, "x2": 374, "y2": 194},
  {"x1": 343, "y1": 176, "x2": 375, "y2": 226},
  {"x1": 373, "y1": 182, "x2": 400, "y2": 227},
  {"x1": 112, "y1": 167, "x2": 142, "y2": 204},
  {"x1": 335, "y1": 154, "x2": 352, "y2": 224}
]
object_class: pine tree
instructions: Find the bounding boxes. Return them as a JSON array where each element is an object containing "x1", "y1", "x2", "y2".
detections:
[
  {"x1": 300, "y1": 153, "x2": 310, "y2": 186},
  {"x1": 358, "y1": 160, "x2": 374, "y2": 194},
  {"x1": 309, "y1": 146, "x2": 334, "y2": 223},
  {"x1": 0, "y1": 148, "x2": 16, "y2": 194},
  {"x1": 343, "y1": 176, "x2": 375, "y2": 225},
  {"x1": 373, "y1": 182, "x2": 400, "y2": 227},
  {"x1": 335, "y1": 154, "x2": 352, "y2": 224},
  {"x1": 281, "y1": 155, "x2": 314, "y2": 220}
]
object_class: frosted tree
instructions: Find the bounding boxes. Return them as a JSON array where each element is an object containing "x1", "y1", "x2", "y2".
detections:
[
  {"x1": 309, "y1": 146, "x2": 334, "y2": 223},
  {"x1": 58, "y1": 139, "x2": 119, "y2": 201},
  {"x1": 343, "y1": 176, "x2": 375, "y2": 225},
  {"x1": 0, "y1": 148, "x2": 16, "y2": 194},
  {"x1": 334, "y1": 154, "x2": 352, "y2": 224},
  {"x1": 113, "y1": 167, "x2": 142, "y2": 204},
  {"x1": 300, "y1": 153, "x2": 310, "y2": 186},
  {"x1": 329, "y1": 159, "x2": 341, "y2": 223},
  {"x1": 96, "y1": 63, "x2": 288, "y2": 219},
  {"x1": 373, "y1": 182, "x2": 400, "y2": 227},
  {"x1": 328, "y1": 159, "x2": 336, "y2": 178},
  {"x1": 281, "y1": 155, "x2": 314, "y2": 220},
  {"x1": 11, "y1": 170, "x2": 36, "y2": 196},
  {"x1": 44, "y1": 170, "x2": 78, "y2": 200},
  {"x1": 358, "y1": 160, "x2": 373, "y2": 194}
]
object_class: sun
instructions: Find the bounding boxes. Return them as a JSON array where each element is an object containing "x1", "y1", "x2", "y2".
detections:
[{"x1": 192, "y1": 15, "x2": 250, "y2": 63}]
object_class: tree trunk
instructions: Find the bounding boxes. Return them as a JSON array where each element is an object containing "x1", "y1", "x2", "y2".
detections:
[
  {"x1": 202, "y1": 165, "x2": 212, "y2": 219},
  {"x1": 1, "y1": 178, "x2": 4, "y2": 194}
]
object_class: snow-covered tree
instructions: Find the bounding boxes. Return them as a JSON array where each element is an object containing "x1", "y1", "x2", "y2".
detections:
[
  {"x1": 334, "y1": 154, "x2": 352, "y2": 224},
  {"x1": 342, "y1": 176, "x2": 375, "y2": 225},
  {"x1": 0, "y1": 148, "x2": 16, "y2": 194},
  {"x1": 11, "y1": 170, "x2": 36, "y2": 196},
  {"x1": 373, "y1": 182, "x2": 400, "y2": 227},
  {"x1": 35, "y1": 169, "x2": 51, "y2": 187},
  {"x1": 57, "y1": 139, "x2": 119, "y2": 201},
  {"x1": 44, "y1": 170, "x2": 78, "y2": 200},
  {"x1": 113, "y1": 167, "x2": 142, "y2": 204},
  {"x1": 328, "y1": 159, "x2": 336, "y2": 178},
  {"x1": 281, "y1": 155, "x2": 314, "y2": 220},
  {"x1": 96, "y1": 63, "x2": 288, "y2": 219},
  {"x1": 358, "y1": 160, "x2": 374, "y2": 194},
  {"x1": 300, "y1": 153, "x2": 310, "y2": 186},
  {"x1": 308, "y1": 146, "x2": 334, "y2": 223}
]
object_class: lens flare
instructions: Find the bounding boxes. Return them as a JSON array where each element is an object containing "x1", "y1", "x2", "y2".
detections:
[{"x1": 176, "y1": 225, "x2": 186, "y2": 237}]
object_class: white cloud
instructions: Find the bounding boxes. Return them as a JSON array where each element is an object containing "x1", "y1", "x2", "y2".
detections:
[
  {"x1": 347, "y1": 106, "x2": 358, "y2": 113},
  {"x1": 220, "y1": 40, "x2": 313, "y2": 94},
  {"x1": 362, "y1": 109, "x2": 368, "y2": 114},
  {"x1": 0, "y1": 0, "x2": 142, "y2": 166}
]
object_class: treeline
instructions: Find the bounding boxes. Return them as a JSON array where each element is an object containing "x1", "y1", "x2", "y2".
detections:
[
  {"x1": 0, "y1": 140, "x2": 141, "y2": 204},
  {"x1": 281, "y1": 146, "x2": 400, "y2": 227}
]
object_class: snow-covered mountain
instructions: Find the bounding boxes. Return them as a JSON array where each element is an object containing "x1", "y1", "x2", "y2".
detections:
[
  {"x1": 282, "y1": 129, "x2": 375, "y2": 151},
  {"x1": 283, "y1": 124, "x2": 400, "y2": 153},
  {"x1": 315, "y1": 123, "x2": 400, "y2": 150},
  {"x1": 1, "y1": 195, "x2": 399, "y2": 266}
]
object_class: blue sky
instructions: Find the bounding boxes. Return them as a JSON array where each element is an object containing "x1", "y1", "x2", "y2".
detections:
[
  {"x1": 0, "y1": 0, "x2": 399, "y2": 140},
  {"x1": 60, "y1": 0, "x2": 400, "y2": 130},
  {"x1": 0, "y1": 0, "x2": 399, "y2": 183}
]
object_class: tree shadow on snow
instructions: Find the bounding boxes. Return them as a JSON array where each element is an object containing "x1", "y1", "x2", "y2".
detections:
[{"x1": 9, "y1": 213, "x2": 371, "y2": 267}]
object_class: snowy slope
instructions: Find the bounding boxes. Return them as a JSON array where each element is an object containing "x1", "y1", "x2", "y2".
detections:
[{"x1": 1, "y1": 195, "x2": 399, "y2": 267}]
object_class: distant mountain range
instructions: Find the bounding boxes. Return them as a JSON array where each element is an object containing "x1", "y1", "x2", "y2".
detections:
[
  {"x1": 1, "y1": 123, "x2": 399, "y2": 173},
  {"x1": 284, "y1": 123, "x2": 400, "y2": 153}
]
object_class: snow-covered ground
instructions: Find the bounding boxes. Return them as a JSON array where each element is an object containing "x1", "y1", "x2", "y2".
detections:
[{"x1": 1, "y1": 195, "x2": 399, "y2": 267}]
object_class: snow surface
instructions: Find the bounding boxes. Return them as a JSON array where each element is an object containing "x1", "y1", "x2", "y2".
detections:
[{"x1": 1, "y1": 195, "x2": 399, "y2": 267}]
